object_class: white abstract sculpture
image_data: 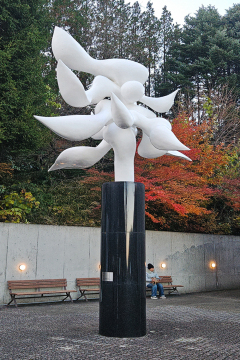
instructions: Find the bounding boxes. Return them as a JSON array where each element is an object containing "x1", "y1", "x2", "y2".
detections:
[{"x1": 35, "y1": 27, "x2": 191, "y2": 182}]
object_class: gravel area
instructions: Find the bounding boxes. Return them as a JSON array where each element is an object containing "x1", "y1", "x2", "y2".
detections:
[{"x1": 1, "y1": 289, "x2": 240, "y2": 359}]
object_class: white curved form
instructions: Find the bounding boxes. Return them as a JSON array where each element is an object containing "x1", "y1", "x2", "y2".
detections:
[
  {"x1": 128, "y1": 104, "x2": 156, "y2": 118},
  {"x1": 167, "y1": 151, "x2": 192, "y2": 162},
  {"x1": 57, "y1": 62, "x2": 122, "y2": 107},
  {"x1": 87, "y1": 76, "x2": 121, "y2": 105},
  {"x1": 141, "y1": 90, "x2": 179, "y2": 113},
  {"x1": 49, "y1": 140, "x2": 112, "y2": 171},
  {"x1": 138, "y1": 132, "x2": 167, "y2": 158},
  {"x1": 131, "y1": 111, "x2": 172, "y2": 132},
  {"x1": 91, "y1": 127, "x2": 104, "y2": 140},
  {"x1": 52, "y1": 27, "x2": 148, "y2": 86},
  {"x1": 34, "y1": 100, "x2": 112, "y2": 141},
  {"x1": 35, "y1": 26, "x2": 191, "y2": 181},
  {"x1": 121, "y1": 81, "x2": 145, "y2": 103},
  {"x1": 111, "y1": 93, "x2": 134, "y2": 129},
  {"x1": 57, "y1": 60, "x2": 90, "y2": 107},
  {"x1": 103, "y1": 123, "x2": 136, "y2": 182},
  {"x1": 150, "y1": 126, "x2": 189, "y2": 151}
]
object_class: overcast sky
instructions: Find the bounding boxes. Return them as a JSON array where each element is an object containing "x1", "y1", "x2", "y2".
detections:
[{"x1": 127, "y1": 0, "x2": 237, "y2": 25}]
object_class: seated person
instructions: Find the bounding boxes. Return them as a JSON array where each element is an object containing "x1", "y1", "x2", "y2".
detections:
[{"x1": 146, "y1": 263, "x2": 166, "y2": 300}]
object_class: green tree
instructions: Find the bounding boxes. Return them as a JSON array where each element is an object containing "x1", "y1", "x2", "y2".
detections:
[
  {"x1": 126, "y1": 1, "x2": 144, "y2": 64},
  {"x1": 222, "y1": 4, "x2": 240, "y2": 92},
  {"x1": 0, "y1": 0, "x2": 57, "y2": 160},
  {"x1": 94, "y1": 0, "x2": 120, "y2": 59},
  {"x1": 140, "y1": 1, "x2": 160, "y2": 96},
  {"x1": 224, "y1": 4, "x2": 240, "y2": 39},
  {"x1": 154, "y1": 5, "x2": 182, "y2": 110},
  {"x1": 158, "y1": 7, "x2": 174, "y2": 88},
  {"x1": 158, "y1": 5, "x2": 240, "y2": 124}
]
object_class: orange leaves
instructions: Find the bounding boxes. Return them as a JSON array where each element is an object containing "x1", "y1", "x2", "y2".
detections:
[
  {"x1": 145, "y1": 211, "x2": 162, "y2": 224},
  {"x1": 82, "y1": 112, "x2": 239, "y2": 234},
  {"x1": 81, "y1": 168, "x2": 114, "y2": 186},
  {"x1": 171, "y1": 114, "x2": 232, "y2": 185},
  {"x1": 135, "y1": 113, "x2": 240, "y2": 233},
  {"x1": 0, "y1": 163, "x2": 13, "y2": 178}
]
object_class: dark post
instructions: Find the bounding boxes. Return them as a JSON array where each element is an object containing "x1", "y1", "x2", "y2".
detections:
[{"x1": 99, "y1": 182, "x2": 146, "y2": 337}]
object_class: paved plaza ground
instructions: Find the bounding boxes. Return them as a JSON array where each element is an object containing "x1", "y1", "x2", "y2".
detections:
[{"x1": 0, "y1": 289, "x2": 240, "y2": 360}]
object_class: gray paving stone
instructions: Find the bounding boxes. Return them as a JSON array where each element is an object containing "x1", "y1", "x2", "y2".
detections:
[{"x1": 0, "y1": 289, "x2": 239, "y2": 359}]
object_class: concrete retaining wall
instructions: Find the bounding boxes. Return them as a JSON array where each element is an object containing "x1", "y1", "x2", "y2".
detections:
[{"x1": 0, "y1": 223, "x2": 239, "y2": 304}]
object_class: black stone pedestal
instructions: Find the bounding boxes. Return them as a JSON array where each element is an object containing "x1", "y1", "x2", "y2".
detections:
[{"x1": 99, "y1": 182, "x2": 146, "y2": 338}]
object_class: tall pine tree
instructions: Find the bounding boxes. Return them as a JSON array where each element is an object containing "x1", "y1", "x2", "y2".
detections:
[{"x1": 0, "y1": 0, "x2": 55, "y2": 160}]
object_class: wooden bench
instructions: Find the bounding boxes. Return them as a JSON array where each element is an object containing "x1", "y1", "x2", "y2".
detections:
[
  {"x1": 7, "y1": 279, "x2": 77, "y2": 307},
  {"x1": 146, "y1": 276, "x2": 184, "y2": 295},
  {"x1": 76, "y1": 278, "x2": 100, "y2": 301}
]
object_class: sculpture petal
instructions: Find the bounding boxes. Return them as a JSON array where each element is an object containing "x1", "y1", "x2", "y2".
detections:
[
  {"x1": 111, "y1": 93, "x2": 134, "y2": 129},
  {"x1": 167, "y1": 151, "x2": 192, "y2": 161},
  {"x1": 48, "y1": 140, "x2": 111, "y2": 171},
  {"x1": 57, "y1": 60, "x2": 90, "y2": 107},
  {"x1": 52, "y1": 26, "x2": 148, "y2": 86},
  {"x1": 128, "y1": 104, "x2": 156, "y2": 118},
  {"x1": 34, "y1": 100, "x2": 112, "y2": 141},
  {"x1": 132, "y1": 112, "x2": 189, "y2": 151},
  {"x1": 140, "y1": 90, "x2": 179, "y2": 113},
  {"x1": 138, "y1": 132, "x2": 167, "y2": 158},
  {"x1": 131, "y1": 111, "x2": 172, "y2": 134},
  {"x1": 150, "y1": 126, "x2": 190, "y2": 151},
  {"x1": 52, "y1": 26, "x2": 95, "y2": 75},
  {"x1": 86, "y1": 76, "x2": 121, "y2": 104},
  {"x1": 101, "y1": 58, "x2": 148, "y2": 86}
]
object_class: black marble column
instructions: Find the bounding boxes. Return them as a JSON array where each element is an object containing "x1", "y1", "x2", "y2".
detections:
[{"x1": 99, "y1": 182, "x2": 146, "y2": 337}]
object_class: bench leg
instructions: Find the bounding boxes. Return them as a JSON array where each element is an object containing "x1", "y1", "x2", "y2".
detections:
[
  {"x1": 76, "y1": 290, "x2": 88, "y2": 301},
  {"x1": 68, "y1": 292, "x2": 73, "y2": 303},
  {"x1": 62, "y1": 292, "x2": 73, "y2": 303},
  {"x1": 167, "y1": 288, "x2": 180, "y2": 295},
  {"x1": 82, "y1": 291, "x2": 88, "y2": 301},
  {"x1": 7, "y1": 295, "x2": 18, "y2": 307},
  {"x1": 172, "y1": 287, "x2": 180, "y2": 295}
]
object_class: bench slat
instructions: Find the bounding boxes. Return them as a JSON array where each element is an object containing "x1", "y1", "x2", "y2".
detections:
[
  {"x1": 77, "y1": 278, "x2": 100, "y2": 281},
  {"x1": 7, "y1": 279, "x2": 75, "y2": 307},
  {"x1": 12, "y1": 290, "x2": 77, "y2": 296},
  {"x1": 8, "y1": 279, "x2": 67, "y2": 283},
  {"x1": 76, "y1": 278, "x2": 99, "y2": 284},
  {"x1": 78, "y1": 288, "x2": 100, "y2": 291},
  {"x1": 8, "y1": 279, "x2": 67, "y2": 290},
  {"x1": 77, "y1": 282, "x2": 99, "y2": 284}
]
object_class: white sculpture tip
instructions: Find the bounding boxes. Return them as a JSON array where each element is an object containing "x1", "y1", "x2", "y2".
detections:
[
  {"x1": 150, "y1": 126, "x2": 190, "y2": 151},
  {"x1": 48, "y1": 165, "x2": 55, "y2": 172},
  {"x1": 167, "y1": 150, "x2": 192, "y2": 161},
  {"x1": 111, "y1": 93, "x2": 134, "y2": 129},
  {"x1": 34, "y1": 115, "x2": 41, "y2": 122},
  {"x1": 54, "y1": 26, "x2": 62, "y2": 33},
  {"x1": 140, "y1": 89, "x2": 179, "y2": 113}
]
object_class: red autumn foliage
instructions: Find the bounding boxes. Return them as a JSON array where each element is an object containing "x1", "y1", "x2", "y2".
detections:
[{"x1": 83, "y1": 113, "x2": 240, "y2": 234}]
